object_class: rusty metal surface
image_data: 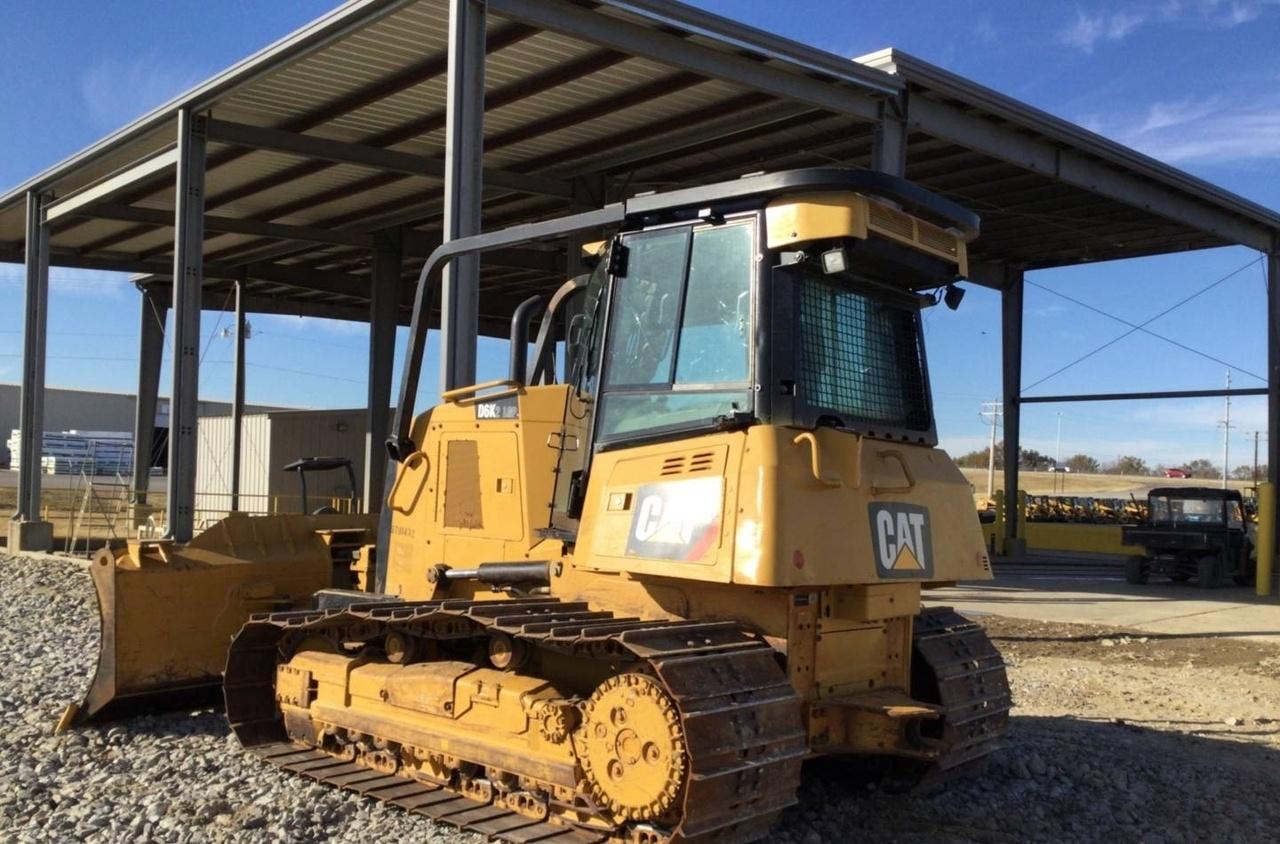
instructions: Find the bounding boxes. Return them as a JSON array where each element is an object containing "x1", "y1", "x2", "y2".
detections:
[{"x1": 224, "y1": 597, "x2": 807, "y2": 844}]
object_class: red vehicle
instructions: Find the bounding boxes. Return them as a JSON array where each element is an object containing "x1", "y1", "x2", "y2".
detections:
[{"x1": 1164, "y1": 468, "x2": 1190, "y2": 478}]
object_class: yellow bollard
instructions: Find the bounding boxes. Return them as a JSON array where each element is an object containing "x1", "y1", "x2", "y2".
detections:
[{"x1": 1257, "y1": 482, "x2": 1275, "y2": 598}]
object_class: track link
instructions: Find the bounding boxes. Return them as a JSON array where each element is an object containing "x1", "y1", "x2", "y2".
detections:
[
  {"x1": 224, "y1": 597, "x2": 807, "y2": 844},
  {"x1": 912, "y1": 606, "x2": 1012, "y2": 770}
]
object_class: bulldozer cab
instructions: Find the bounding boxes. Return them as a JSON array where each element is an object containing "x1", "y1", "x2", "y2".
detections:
[
  {"x1": 578, "y1": 204, "x2": 945, "y2": 445},
  {"x1": 564, "y1": 203, "x2": 953, "y2": 533},
  {"x1": 390, "y1": 169, "x2": 976, "y2": 460},
  {"x1": 379, "y1": 168, "x2": 984, "y2": 593}
]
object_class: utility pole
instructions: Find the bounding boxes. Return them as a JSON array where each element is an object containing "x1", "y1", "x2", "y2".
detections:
[
  {"x1": 979, "y1": 401, "x2": 1003, "y2": 499},
  {"x1": 1055, "y1": 411, "x2": 1063, "y2": 467},
  {"x1": 1219, "y1": 371, "x2": 1232, "y2": 490},
  {"x1": 1249, "y1": 430, "x2": 1266, "y2": 485}
]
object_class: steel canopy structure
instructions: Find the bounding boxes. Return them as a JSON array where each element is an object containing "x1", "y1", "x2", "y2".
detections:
[{"x1": 4, "y1": 0, "x2": 1279, "y2": 557}]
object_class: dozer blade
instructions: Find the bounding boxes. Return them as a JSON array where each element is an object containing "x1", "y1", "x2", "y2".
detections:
[{"x1": 59, "y1": 513, "x2": 376, "y2": 729}]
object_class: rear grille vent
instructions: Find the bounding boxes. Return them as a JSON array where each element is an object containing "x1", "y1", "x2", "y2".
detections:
[
  {"x1": 868, "y1": 200, "x2": 960, "y2": 261},
  {"x1": 917, "y1": 224, "x2": 958, "y2": 257},
  {"x1": 689, "y1": 452, "x2": 715, "y2": 472},
  {"x1": 868, "y1": 203, "x2": 915, "y2": 241},
  {"x1": 660, "y1": 456, "x2": 686, "y2": 476}
]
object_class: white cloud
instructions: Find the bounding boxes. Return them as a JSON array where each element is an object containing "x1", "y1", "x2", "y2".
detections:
[
  {"x1": 1221, "y1": 1, "x2": 1264, "y2": 24},
  {"x1": 1057, "y1": 8, "x2": 1153, "y2": 51},
  {"x1": 1107, "y1": 10, "x2": 1148, "y2": 38},
  {"x1": 1075, "y1": 88, "x2": 1280, "y2": 165},
  {"x1": 1129, "y1": 396, "x2": 1268, "y2": 431},
  {"x1": 971, "y1": 16, "x2": 999, "y2": 45},
  {"x1": 1115, "y1": 95, "x2": 1280, "y2": 164},
  {"x1": 79, "y1": 55, "x2": 209, "y2": 131},
  {"x1": 1059, "y1": 11, "x2": 1112, "y2": 52},
  {"x1": 937, "y1": 434, "x2": 994, "y2": 457},
  {"x1": 1028, "y1": 302, "x2": 1070, "y2": 318},
  {"x1": 1058, "y1": 1, "x2": 1277, "y2": 51},
  {"x1": 1135, "y1": 97, "x2": 1222, "y2": 133}
]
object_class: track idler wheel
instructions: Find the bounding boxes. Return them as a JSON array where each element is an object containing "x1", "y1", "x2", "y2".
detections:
[{"x1": 575, "y1": 673, "x2": 686, "y2": 823}]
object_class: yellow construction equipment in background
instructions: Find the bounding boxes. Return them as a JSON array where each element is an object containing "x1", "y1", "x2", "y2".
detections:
[{"x1": 67, "y1": 169, "x2": 1010, "y2": 844}]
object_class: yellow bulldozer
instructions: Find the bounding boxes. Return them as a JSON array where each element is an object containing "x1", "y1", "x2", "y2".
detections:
[{"x1": 63, "y1": 168, "x2": 1009, "y2": 844}]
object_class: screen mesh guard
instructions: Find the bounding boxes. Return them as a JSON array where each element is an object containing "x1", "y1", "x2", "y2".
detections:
[{"x1": 793, "y1": 272, "x2": 933, "y2": 437}]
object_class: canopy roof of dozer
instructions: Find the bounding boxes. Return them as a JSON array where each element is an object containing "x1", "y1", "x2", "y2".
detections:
[{"x1": 2, "y1": 0, "x2": 1278, "y2": 335}]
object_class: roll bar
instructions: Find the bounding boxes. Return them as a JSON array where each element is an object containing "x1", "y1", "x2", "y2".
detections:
[
  {"x1": 508, "y1": 293, "x2": 547, "y2": 384},
  {"x1": 388, "y1": 204, "x2": 625, "y2": 462}
]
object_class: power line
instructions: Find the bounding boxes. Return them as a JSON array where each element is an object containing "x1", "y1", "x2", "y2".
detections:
[
  {"x1": 204, "y1": 358, "x2": 366, "y2": 385},
  {"x1": 0, "y1": 330, "x2": 138, "y2": 337},
  {"x1": 1026, "y1": 275, "x2": 1265, "y2": 383},
  {"x1": 0, "y1": 353, "x2": 136, "y2": 362},
  {"x1": 251, "y1": 331, "x2": 367, "y2": 353},
  {"x1": 248, "y1": 363, "x2": 365, "y2": 385},
  {"x1": 1023, "y1": 256, "x2": 1264, "y2": 391}
]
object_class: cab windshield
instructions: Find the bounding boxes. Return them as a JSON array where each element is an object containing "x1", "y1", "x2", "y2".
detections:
[
  {"x1": 1149, "y1": 495, "x2": 1227, "y2": 526},
  {"x1": 595, "y1": 220, "x2": 755, "y2": 442}
]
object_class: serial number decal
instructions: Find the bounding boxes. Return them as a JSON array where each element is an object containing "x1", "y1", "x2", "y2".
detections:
[
  {"x1": 625, "y1": 476, "x2": 722, "y2": 562},
  {"x1": 868, "y1": 503, "x2": 934, "y2": 579}
]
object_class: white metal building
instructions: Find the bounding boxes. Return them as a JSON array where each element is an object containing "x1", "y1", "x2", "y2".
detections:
[
  {"x1": 0, "y1": 382, "x2": 281, "y2": 469},
  {"x1": 194, "y1": 408, "x2": 368, "y2": 524}
]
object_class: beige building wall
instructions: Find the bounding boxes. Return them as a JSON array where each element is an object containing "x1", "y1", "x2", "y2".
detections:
[
  {"x1": 195, "y1": 409, "x2": 367, "y2": 524},
  {"x1": 0, "y1": 382, "x2": 283, "y2": 467}
]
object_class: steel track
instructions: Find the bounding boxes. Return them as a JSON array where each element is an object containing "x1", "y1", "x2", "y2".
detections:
[
  {"x1": 912, "y1": 606, "x2": 1013, "y2": 770},
  {"x1": 224, "y1": 597, "x2": 808, "y2": 844}
]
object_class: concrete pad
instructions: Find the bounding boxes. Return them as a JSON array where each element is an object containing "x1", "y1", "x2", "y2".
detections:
[
  {"x1": 927, "y1": 569, "x2": 1280, "y2": 644},
  {"x1": 7, "y1": 518, "x2": 53, "y2": 552}
]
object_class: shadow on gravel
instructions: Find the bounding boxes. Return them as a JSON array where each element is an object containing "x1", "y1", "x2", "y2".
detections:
[
  {"x1": 990, "y1": 629, "x2": 1280, "y2": 642},
  {"x1": 79, "y1": 708, "x2": 231, "y2": 741},
  {"x1": 773, "y1": 715, "x2": 1278, "y2": 844}
]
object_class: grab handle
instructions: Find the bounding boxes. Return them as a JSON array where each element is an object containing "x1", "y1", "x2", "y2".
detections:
[
  {"x1": 871, "y1": 449, "x2": 916, "y2": 496},
  {"x1": 441, "y1": 379, "x2": 523, "y2": 406},
  {"x1": 389, "y1": 451, "x2": 430, "y2": 514},
  {"x1": 792, "y1": 432, "x2": 842, "y2": 488}
]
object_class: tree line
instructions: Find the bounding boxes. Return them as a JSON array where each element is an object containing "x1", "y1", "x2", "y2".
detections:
[{"x1": 953, "y1": 448, "x2": 1267, "y2": 479}]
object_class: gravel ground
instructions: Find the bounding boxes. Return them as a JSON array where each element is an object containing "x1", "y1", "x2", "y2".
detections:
[{"x1": 2, "y1": 553, "x2": 1277, "y2": 843}]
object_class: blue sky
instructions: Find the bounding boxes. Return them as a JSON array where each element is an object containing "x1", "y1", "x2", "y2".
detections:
[{"x1": 2, "y1": 0, "x2": 1278, "y2": 469}]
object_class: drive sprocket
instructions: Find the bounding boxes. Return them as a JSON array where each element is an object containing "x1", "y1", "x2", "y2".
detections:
[{"x1": 576, "y1": 672, "x2": 686, "y2": 823}]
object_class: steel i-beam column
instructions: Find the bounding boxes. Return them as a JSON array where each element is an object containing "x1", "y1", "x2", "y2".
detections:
[
  {"x1": 9, "y1": 190, "x2": 53, "y2": 551},
  {"x1": 1002, "y1": 267, "x2": 1025, "y2": 557},
  {"x1": 166, "y1": 109, "x2": 207, "y2": 542},
  {"x1": 365, "y1": 229, "x2": 402, "y2": 513},
  {"x1": 131, "y1": 286, "x2": 168, "y2": 516},
  {"x1": 440, "y1": 0, "x2": 486, "y2": 392},
  {"x1": 870, "y1": 94, "x2": 908, "y2": 177},
  {"x1": 230, "y1": 274, "x2": 246, "y2": 512},
  {"x1": 1267, "y1": 247, "x2": 1280, "y2": 595}
]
